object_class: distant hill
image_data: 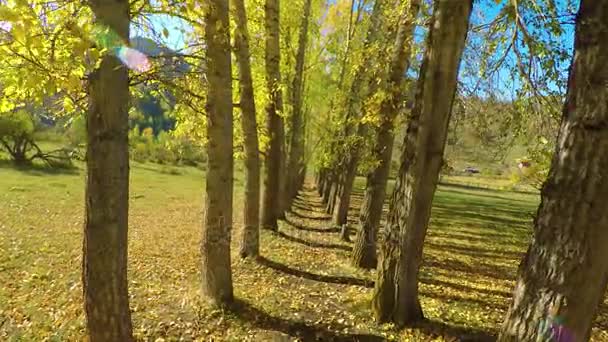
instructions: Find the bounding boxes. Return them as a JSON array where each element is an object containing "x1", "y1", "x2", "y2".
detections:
[
  {"x1": 130, "y1": 36, "x2": 190, "y2": 75},
  {"x1": 130, "y1": 36, "x2": 193, "y2": 134}
]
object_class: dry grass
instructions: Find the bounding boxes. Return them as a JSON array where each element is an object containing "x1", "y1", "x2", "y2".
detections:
[{"x1": 1, "y1": 162, "x2": 606, "y2": 341}]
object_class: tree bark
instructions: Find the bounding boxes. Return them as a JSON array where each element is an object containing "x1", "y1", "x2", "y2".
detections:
[
  {"x1": 277, "y1": 136, "x2": 287, "y2": 219},
  {"x1": 261, "y1": 0, "x2": 285, "y2": 230},
  {"x1": 332, "y1": 124, "x2": 364, "y2": 229},
  {"x1": 233, "y1": 0, "x2": 261, "y2": 258},
  {"x1": 498, "y1": 1, "x2": 608, "y2": 341},
  {"x1": 322, "y1": 172, "x2": 334, "y2": 204},
  {"x1": 201, "y1": 0, "x2": 234, "y2": 306},
  {"x1": 329, "y1": 0, "x2": 386, "y2": 224},
  {"x1": 317, "y1": 168, "x2": 326, "y2": 195},
  {"x1": 285, "y1": 0, "x2": 313, "y2": 210},
  {"x1": 372, "y1": 0, "x2": 472, "y2": 326},
  {"x1": 352, "y1": 0, "x2": 420, "y2": 269},
  {"x1": 83, "y1": 0, "x2": 133, "y2": 340},
  {"x1": 326, "y1": 179, "x2": 339, "y2": 214}
]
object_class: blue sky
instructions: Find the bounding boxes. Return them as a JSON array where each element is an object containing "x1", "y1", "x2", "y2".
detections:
[{"x1": 133, "y1": 0, "x2": 580, "y2": 98}]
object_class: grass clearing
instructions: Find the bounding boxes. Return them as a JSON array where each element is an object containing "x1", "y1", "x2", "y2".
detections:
[{"x1": 1, "y1": 163, "x2": 606, "y2": 341}]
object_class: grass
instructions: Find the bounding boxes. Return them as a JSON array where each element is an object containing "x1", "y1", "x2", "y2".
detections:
[{"x1": 0, "y1": 161, "x2": 607, "y2": 341}]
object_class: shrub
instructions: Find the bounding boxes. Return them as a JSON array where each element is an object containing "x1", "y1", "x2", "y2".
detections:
[
  {"x1": 128, "y1": 128, "x2": 205, "y2": 166},
  {"x1": 0, "y1": 110, "x2": 36, "y2": 164},
  {"x1": 0, "y1": 111, "x2": 75, "y2": 168},
  {"x1": 131, "y1": 142, "x2": 149, "y2": 163},
  {"x1": 67, "y1": 115, "x2": 87, "y2": 146}
]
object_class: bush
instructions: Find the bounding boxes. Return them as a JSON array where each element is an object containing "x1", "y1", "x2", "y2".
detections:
[
  {"x1": 0, "y1": 111, "x2": 75, "y2": 168},
  {"x1": 131, "y1": 142, "x2": 149, "y2": 163},
  {"x1": 0, "y1": 110, "x2": 36, "y2": 164},
  {"x1": 128, "y1": 127, "x2": 205, "y2": 166},
  {"x1": 67, "y1": 115, "x2": 87, "y2": 146},
  {"x1": 511, "y1": 164, "x2": 546, "y2": 190}
]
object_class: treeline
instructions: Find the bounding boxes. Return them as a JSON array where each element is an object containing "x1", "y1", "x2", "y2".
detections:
[{"x1": 1, "y1": 0, "x2": 607, "y2": 341}]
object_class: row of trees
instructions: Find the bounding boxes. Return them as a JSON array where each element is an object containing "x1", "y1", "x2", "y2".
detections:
[
  {"x1": 81, "y1": 0, "x2": 315, "y2": 338},
  {"x1": 313, "y1": 0, "x2": 608, "y2": 341},
  {"x1": 1, "y1": 0, "x2": 607, "y2": 341}
]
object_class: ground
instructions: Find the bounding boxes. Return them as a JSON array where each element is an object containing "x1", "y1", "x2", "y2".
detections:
[{"x1": 0, "y1": 161, "x2": 606, "y2": 341}]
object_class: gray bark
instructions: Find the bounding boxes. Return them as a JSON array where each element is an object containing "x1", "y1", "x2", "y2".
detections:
[
  {"x1": 372, "y1": 0, "x2": 472, "y2": 325},
  {"x1": 261, "y1": 0, "x2": 285, "y2": 230},
  {"x1": 352, "y1": 0, "x2": 421, "y2": 269},
  {"x1": 201, "y1": 0, "x2": 234, "y2": 306},
  {"x1": 83, "y1": 0, "x2": 133, "y2": 340},
  {"x1": 285, "y1": 0, "x2": 313, "y2": 209},
  {"x1": 498, "y1": 1, "x2": 608, "y2": 341},
  {"x1": 330, "y1": 0, "x2": 387, "y2": 226},
  {"x1": 233, "y1": 0, "x2": 261, "y2": 258}
]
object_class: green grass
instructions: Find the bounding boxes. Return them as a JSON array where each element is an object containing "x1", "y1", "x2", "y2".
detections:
[{"x1": 1, "y1": 161, "x2": 606, "y2": 341}]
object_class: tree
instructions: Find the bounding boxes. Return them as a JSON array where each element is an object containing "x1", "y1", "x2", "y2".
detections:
[
  {"x1": 351, "y1": 0, "x2": 420, "y2": 269},
  {"x1": 329, "y1": 0, "x2": 386, "y2": 230},
  {"x1": 82, "y1": 0, "x2": 134, "y2": 340},
  {"x1": 285, "y1": 0, "x2": 313, "y2": 209},
  {"x1": 233, "y1": 0, "x2": 261, "y2": 258},
  {"x1": 372, "y1": 0, "x2": 473, "y2": 325},
  {"x1": 317, "y1": 0, "x2": 364, "y2": 207},
  {"x1": 201, "y1": 0, "x2": 234, "y2": 305},
  {"x1": 261, "y1": 0, "x2": 285, "y2": 231},
  {"x1": 498, "y1": 1, "x2": 608, "y2": 341},
  {"x1": 0, "y1": 110, "x2": 35, "y2": 165}
]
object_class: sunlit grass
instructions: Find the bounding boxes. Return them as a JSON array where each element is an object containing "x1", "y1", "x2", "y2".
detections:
[{"x1": 1, "y1": 163, "x2": 606, "y2": 341}]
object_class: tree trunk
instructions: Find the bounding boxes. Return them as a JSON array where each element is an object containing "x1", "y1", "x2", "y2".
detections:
[
  {"x1": 498, "y1": 2, "x2": 608, "y2": 341},
  {"x1": 328, "y1": 0, "x2": 385, "y2": 223},
  {"x1": 83, "y1": 0, "x2": 133, "y2": 340},
  {"x1": 322, "y1": 173, "x2": 334, "y2": 204},
  {"x1": 201, "y1": 0, "x2": 234, "y2": 306},
  {"x1": 326, "y1": 179, "x2": 339, "y2": 214},
  {"x1": 285, "y1": 0, "x2": 313, "y2": 210},
  {"x1": 332, "y1": 137, "x2": 361, "y2": 229},
  {"x1": 233, "y1": 0, "x2": 261, "y2": 258},
  {"x1": 352, "y1": 0, "x2": 420, "y2": 270},
  {"x1": 261, "y1": 0, "x2": 285, "y2": 230},
  {"x1": 317, "y1": 168, "x2": 326, "y2": 195},
  {"x1": 277, "y1": 136, "x2": 287, "y2": 219},
  {"x1": 372, "y1": 0, "x2": 472, "y2": 326}
]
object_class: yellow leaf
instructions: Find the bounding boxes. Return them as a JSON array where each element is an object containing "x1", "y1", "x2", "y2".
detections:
[{"x1": 63, "y1": 97, "x2": 74, "y2": 113}]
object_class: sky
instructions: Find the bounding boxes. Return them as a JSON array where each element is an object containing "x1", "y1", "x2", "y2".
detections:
[{"x1": 132, "y1": 0, "x2": 580, "y2": 99}]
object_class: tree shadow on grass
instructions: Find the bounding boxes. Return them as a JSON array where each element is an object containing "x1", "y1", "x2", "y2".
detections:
[
  {"x1": 227, "y1": 299, "x2": 385, "y2": 341},
  {"x1": 0, "y1": 159, "x2": 80, "y2": 176},
  {"x1": 284, "y1": 216, "x2": 340, "y2": 233},
  {"x1": 272, "y1": 230, "x2": 352, "y2": 252},
  {"x1": 289, "y1": 210, "x2": 332, "y2": 221},
  {"x1": 294, "y1": 193, "x2": 326, "y2": 205},
  {"x1": 411, "y1": 319, "x2": 497, "y2": 342},
  {"x1": 438, "y1": 181, "x2": 538, "y2": 196},
  {"x1": 292, "y1": 200, "x2": 326, "y2": 212},
  {"x1": 258, "y1": 256, "x2": 512, "y2": 305},
  {"x1": 424, "y1": 241, "x2": 524, "y2": 262},
  {"x1": 423, "y1": 256, "x2": 516, "y2": 283},
  {"x1": 257, "y1": 256, "x2": 373, "y2": 288},
  {"x1": 426, "y1": 230, "x2": 529, "y2": 251},
  {"x1": 421, "y1": 277, "x2": 513, "y2": 299},
  {"x1": 227, "y1": 299, "x2": 496, "y2": 341},
  {"x1": 432, "y1": 205, "x2": 530, "y2": 227}
]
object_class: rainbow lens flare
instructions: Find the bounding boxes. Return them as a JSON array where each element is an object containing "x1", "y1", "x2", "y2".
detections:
[
  {"x1": 91, "y1": 23, "x2": 150, "y2": 72},
  {"x1": 0, "y1": 21, "x2": 11, "y2": 32},
  {"x1": 115, "y1": 46, "x2": 151, "y2": 72}
]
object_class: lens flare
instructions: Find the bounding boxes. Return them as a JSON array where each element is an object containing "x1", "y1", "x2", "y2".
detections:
[
  {"x1": 0, "y1": 21, "x2": 12, "y2": 32},
  {"x1": 90, "y1": 23, "x2": 150, "y2": 72},
  {"x1": 538, "y1": 316, "x2": 576, "y2": 342},
  {"x1": 115, "y1": 46, "x2": 151, "y2": 72}
]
